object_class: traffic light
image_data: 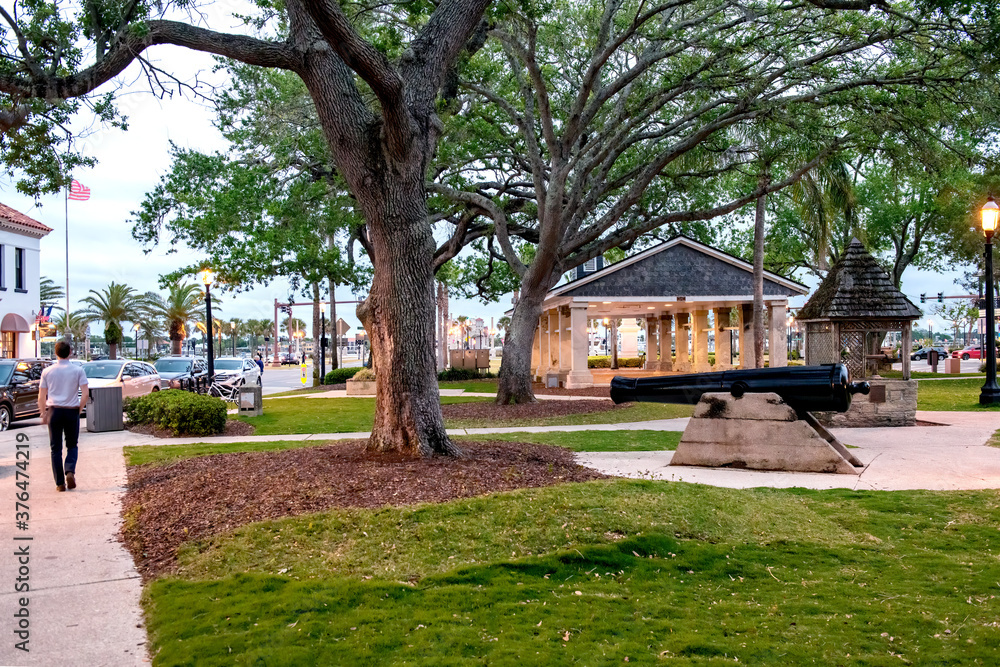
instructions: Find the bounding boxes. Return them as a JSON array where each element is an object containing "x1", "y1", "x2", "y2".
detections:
[
  {"x1": 920, "y1": 293, "x2": 926, "y2": 303},
  {"x1": 937, "y1": 292, "x2": 944, "y2": 302}
]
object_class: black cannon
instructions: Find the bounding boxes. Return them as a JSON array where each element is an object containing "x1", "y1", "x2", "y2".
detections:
[{"x1": 610, "y1": 364, "x2": 870, "y2": 413}]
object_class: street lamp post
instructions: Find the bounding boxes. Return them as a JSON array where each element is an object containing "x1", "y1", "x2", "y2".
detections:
[
  {"x1": 320, "y1": 303, "x2": 327, "y2": 384},
  {"x1": 199, "y1": 269, "x2": 215, "y2": 381},
  {"x1": 979, "y1": 196, "x2": 999, "y2": 405},
  {"x1": 231, "y1": 321, "x2": 236, "y2": 356},
  {"x1": 133, "y1": 323, "x2": 141, "y2": 359}
]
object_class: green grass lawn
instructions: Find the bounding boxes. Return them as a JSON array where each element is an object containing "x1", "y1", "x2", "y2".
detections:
[
  {"x1": 236, "y1": 396, "x2": 490, "y2": 435},
  {"x1": 881, "y1": 370, "x2": 984, "y2": 379},
  {"x1": 448, "y1": 402, "x2": 692, "y2": 429},
  {"x1": 263, "y1": 386, "x2": 336, "y2": 398},
  {"x1": 458, "y1": 430, "x2": 681, "y2": 452},
  {"x1": 917, "y1": 378, "x2": 1000, "y2": 411},
  {"x1": 124, "y1": 430, "x2": 681, "y2": 469},
  {"x1": 145, "y1": 480, "x2": 1000, "y2": 665},
  {"x1": 438, "y1": 379, "x2": 499, "y2": 392},
  {"x1": 236, "y1": 397, "x2": 691, "y2": 435},
  {"x1": 990, "y1": 429, "x2": 1000, "y2": 448}
]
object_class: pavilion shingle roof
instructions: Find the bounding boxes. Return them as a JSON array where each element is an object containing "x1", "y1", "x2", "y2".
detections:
[
  {"x1": 798, "y1": 238, "x2": 921, "y2": 321},
  {"x1": 0, "y1": 202, "x2": 52, "y2": 234}
]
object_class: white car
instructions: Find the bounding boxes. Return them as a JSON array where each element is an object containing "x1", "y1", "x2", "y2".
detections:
[
  {"x1": 213, "y1": 357, "x2": 262, "y2": 387},
  {"x1": 82, "y1": 360, "x2": 161, "y2": 398}
]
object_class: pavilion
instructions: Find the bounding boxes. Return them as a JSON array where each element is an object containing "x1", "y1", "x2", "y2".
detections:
[{"x1": 529, "y1": 236, "x2": 808, "y2": 388}]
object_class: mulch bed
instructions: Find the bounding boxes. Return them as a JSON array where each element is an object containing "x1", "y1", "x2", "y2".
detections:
[
  {"x1": 441, "y1": 399, "x2": 625, "y2": 422},
  {"x1": 126, "y1": 420, "x2": 256, "y2": 439},
  {"x1": 121, "y1": 440, "x2": 607, "y2": 580}
]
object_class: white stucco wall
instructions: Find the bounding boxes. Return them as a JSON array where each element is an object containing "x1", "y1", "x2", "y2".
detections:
[{"x1": 0, "y1": 229, "x2": 43, "y2": 357}]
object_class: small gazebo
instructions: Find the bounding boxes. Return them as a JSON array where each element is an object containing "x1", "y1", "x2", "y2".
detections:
[{"x1": 798, "y1": 238, "x2": 921, "y2": 381}]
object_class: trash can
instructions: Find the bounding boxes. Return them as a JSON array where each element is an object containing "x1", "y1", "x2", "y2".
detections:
[
  {"x1": 86, "y1": 386, "x2": 124, "y2": 432},
  {"x1": 238, "y1": 385, "x2": 263, "y2": 416}
]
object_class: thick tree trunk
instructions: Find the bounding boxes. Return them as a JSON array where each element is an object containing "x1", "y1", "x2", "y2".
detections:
[
  {"x1": 753, "y1": 187, "x2": 767, "y2": 369},
  {"x1": 328, "y1": 275, "x2": 338, "y2": 371},
  {"x1": 496, "y1": 283, "x2": 549, "y2": 404},
  {"x1": 352, "y1": 171, "x2": 459, "y2": 456},
  {"x1": 311, "y1": 283, "x2": 321, "y2": 384}
]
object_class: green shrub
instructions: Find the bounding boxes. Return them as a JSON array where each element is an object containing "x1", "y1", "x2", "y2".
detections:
[
  {"x1": 351, "y1": 367, "x2": 376, "y2": 381},
  {"x1": 437, "y1": 367, "x2": 495, "y2": 381},
  {"x1": 123, "y1": 389, "x2": 227, "y2": 437},
  {"x1": 587, "y1": 356, "x2": 644, "y2": 368},
  {"x1": 324, "y1": 367, "x2": 361, "y2": 384}
]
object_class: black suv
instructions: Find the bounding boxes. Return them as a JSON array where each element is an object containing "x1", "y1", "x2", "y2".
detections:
[
  {"x1": 153, "y1": 356, "x2": 209, "y2": 390},
  {"x1": 0, "y1": 358, "x2": 53, "y2": 430}
]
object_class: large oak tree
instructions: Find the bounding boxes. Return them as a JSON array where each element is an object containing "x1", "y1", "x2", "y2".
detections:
[
  {"x1": 0, "y1": 0, "x2": 495, "y2": 456},
  {"x1": 434, "y1": 0, "x2": 995, "y2": 403}
]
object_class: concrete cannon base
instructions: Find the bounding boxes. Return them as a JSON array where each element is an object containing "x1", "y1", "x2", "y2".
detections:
[{"x1": 671, "y1": 392, "x2": 863, "y2": 475}]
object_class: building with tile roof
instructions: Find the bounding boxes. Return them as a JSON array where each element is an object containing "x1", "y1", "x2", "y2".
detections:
[{"x1": 0, "y1": 202, "x2": 53, "y2": 358}]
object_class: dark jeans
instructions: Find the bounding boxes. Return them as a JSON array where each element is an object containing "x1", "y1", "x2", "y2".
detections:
[{"x1": 49, "y1": 407, "x2": 80, "y2": 487}]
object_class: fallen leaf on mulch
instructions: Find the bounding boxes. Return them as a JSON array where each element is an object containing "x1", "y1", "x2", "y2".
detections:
[
  {"x1": 126, "y1": 419, "x2": 256, "y2": 439},
  {"x1": 121, "y1": 440, "x2": 607, "y2": 580},
  {"x1": 441, "y1": 399, "x2": 624, "y2": 421}
]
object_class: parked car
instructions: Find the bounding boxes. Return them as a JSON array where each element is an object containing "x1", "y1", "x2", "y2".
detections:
[
  {"x1": 82, "y1": 360, "x2": 161, "y2": 398},
  {"x1": 0, "y1": 358, "x2": 52, "y2": 430},
  {"x1": 154, "y1": 356, "x2": 209, "y2": 390},
  {"x1": 910, "y1": 346, "x2": 949, "y2": 361},
  {"x1": 213, "y1": 357, "x2": 262, "y2": 387},
  {"x1": 951, "y1": 345, "x2": 983, "y2": 360}
]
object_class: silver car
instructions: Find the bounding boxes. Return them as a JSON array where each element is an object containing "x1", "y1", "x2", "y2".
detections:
[{"x1": 212, "y1": 357, "x2": 262, "y2": 387}]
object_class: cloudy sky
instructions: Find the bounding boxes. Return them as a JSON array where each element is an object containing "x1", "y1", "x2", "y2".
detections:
[{"x1": 0, "y1": 8, "x2": 977, "y2": 339}]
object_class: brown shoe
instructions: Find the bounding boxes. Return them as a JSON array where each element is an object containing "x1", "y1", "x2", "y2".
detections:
[
  {"x1": 56, "y1": 485, "x2": 66, "y2": 492},
  {"x1": 65, "y1": 472, "x2": 76, "y2": 490}
]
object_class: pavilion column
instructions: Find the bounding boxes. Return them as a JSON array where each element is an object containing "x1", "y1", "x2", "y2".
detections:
[
  {"x1": 901, "y1": 322, "x2": 912, "y2": 381},
  {"x1": 692, "y1": 309, "x2": 711, "y2": 372},
  {"x1": 559, "y1": 306, "x2": 572, "y2": 372},
  {"x1": 769, "y1": 302, "x2": 788, "y2": 368},
  {"x1": 658, "y1": 314, "x2": 673, "y2": 371},
  {"x1": 566, "y1": 304, "x2": 594, "y2": 388},
  {"x1": 537, "y1": 313, "x2": 551, "y2": 377},
  {"x1": 714, "y1": 307, "x2": 733, "y2": 370},
  {"x1": 645, "y1": 316, "x2": 659, "y2": 370},
  {"x1": 739, "y1": 304, "x2": 756, "y2": 369},
  {"x1": 530, "y1": 318, "x2": 542, "y2": 380},
  {"x1": 674, "y1": 312, "x2": 691, "y2": 372}
]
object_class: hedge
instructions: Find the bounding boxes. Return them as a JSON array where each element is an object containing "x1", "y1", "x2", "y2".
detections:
[
  {"x1": 324, "y1": 367, "x2": 362, "y2": 384},
  {"x1": 123, "y1": 389, "x2": 227, "y2": 437},
  {"x1": 437, "y1": 367, "x2": 496, "y2": 381}
]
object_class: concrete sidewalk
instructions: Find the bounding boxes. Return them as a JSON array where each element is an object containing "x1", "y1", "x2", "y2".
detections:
[
  {"x1": 0, "y1": 424, "x2": 147, "y2": 666},
  {"x1": 577, "y1": 411, "x2": 1000, "y2": 491},
  {"x1": 0, "y1": 408, "x2": 996, "y2": 665}
]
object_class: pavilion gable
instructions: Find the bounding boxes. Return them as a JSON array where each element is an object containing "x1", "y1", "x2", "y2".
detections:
[{"x1": 554, "y1": 237, "x2": 805, "y2": 299}]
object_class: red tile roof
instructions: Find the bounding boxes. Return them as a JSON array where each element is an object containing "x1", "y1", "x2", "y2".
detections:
[{"x1": 0, "y1": 201, "x2": 53, "y2": 234}]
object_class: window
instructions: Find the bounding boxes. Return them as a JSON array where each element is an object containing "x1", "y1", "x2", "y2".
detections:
[
  {"x1": 0, "y1": 332, "x2": 14, "y2": 358},
  {"x1": 14, "y1": 248, "x2": 25, "y2": 291},
  {"x1": 0, "y1": 244, "x2": 5, "y2": 289}
]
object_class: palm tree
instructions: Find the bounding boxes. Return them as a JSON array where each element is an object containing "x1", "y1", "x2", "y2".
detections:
[
  {"x1": 53, "y1": 310, "x2": 90, "y2": 357},
  {"x1": 228, "y1": 317, "x2": 245, "y2": 355},
  {"x1": 496, "y1": 316, "x2": 511, "y2": 346},
  {"x1": 80, "y1": 282, "x2": 148, "y2": 360},
  {"x1": 145, "y1": 282, "x2": 204, "y2": 355},
  {"x1": 245, "y1": 318, "x2": 271, "y2": 355},
  {"x1": 40, "y1": 276, "x2": 65, "y2": 312}
]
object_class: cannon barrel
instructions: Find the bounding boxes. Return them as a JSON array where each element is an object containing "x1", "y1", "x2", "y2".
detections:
[{"x1": 609, "y1": 364, "x2": 870, "y2": 413}]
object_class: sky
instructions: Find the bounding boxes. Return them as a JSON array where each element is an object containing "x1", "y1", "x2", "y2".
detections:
[{"x1": 0, "y1": 7, "x2": 981, "y2": 340}]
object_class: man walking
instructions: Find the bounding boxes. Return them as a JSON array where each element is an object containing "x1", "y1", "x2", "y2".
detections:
[{"x1": 38, "y1": 341, "x2": 89, "y2": 492}]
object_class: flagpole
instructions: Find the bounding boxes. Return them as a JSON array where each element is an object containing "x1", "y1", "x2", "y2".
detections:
[{"x1": 65, "y1": 184, "x2": 69, "y2": 320}]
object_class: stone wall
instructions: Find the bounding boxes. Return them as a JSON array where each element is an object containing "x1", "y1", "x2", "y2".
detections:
[{"x1": 814, "y1": 378, "x2": 917, "y2": 427}]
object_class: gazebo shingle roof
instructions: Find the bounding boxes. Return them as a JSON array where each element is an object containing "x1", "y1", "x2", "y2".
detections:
[{"x1": 798, "y1": 238, "x2": 921, "y2": 320}]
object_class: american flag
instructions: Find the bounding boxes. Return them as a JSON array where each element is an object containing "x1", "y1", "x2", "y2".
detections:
[{"x1": 68, "y1": 179, "x2": 91, "y2": 201}]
